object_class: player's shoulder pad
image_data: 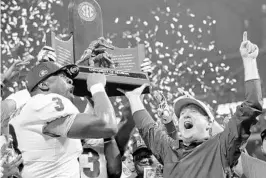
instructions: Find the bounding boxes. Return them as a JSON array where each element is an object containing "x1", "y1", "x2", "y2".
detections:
[
  {"x1": 6, "y1": 89, "x2": 31, "y2": 109},
  {"x1": 6, "y1": 89, "x2": 29, "y2": 100}
]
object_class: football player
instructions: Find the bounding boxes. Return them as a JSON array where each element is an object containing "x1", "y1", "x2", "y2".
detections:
[
  {"x1": 8, "y1": 61, "x2": 118, "y2": 178},
  {"x1": 2, "y1": 36, "x2": 114, "y2": 135}
]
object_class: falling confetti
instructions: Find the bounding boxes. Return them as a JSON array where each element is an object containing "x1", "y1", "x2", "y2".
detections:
[
  {"x1": 1, "y1": 0, "x2": 64, "y2": 97},
  {"x1": 105, "y1": 1, "x2": 239, "y2": 125}
]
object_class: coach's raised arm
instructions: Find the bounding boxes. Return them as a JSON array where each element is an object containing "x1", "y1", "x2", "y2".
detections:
[{"x1": 219, "y1": 31, "x2": 263, "y2": 167}]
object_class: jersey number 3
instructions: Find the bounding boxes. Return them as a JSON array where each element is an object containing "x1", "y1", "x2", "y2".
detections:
[
  {"x1": 80, "y1": 150, "x2": 101, "y2": 178},
  {"x1": 84, "y1": 158, "x2": 100, "y2": 178},
  {"x1": 52, "y1": 97, "x2": 64, "y2": 111}
]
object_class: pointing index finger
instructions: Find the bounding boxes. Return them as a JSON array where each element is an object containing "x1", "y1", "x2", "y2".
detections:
[{"x1": 243, "y1": 31, "x2": 248, "y2": 42}]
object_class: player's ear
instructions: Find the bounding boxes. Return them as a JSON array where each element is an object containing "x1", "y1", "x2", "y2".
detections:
[{"x1": 38, "y1": 82, "x2": 49, "y2": 91}]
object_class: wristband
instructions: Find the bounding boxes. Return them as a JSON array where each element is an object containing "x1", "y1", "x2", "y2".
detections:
[{"x1": 90, "y1": 83, "x2": 105, "y2": 95}]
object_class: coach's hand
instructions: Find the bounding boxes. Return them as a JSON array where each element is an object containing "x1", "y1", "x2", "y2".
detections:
[
  {"x1": 86, "y1": 73, "x2": 106, "y2": 91},
  {"x1": 117, "y1": 83, "x2": 149, "y2": 99},
  {"x1": 118, "y1": 84, "x2": 149, "y2": 114},
  {"x1": 240, "y1": 31, "x2": 259, "y2": 60}
]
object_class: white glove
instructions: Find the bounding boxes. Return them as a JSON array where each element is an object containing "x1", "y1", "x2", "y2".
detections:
[
  {"x1": 140, "y1": 58, "x2": 152, "y2": 75},
  {"x1": 37, "y1": 46, "x2": 57, "y2": 62},
  {"x1": 154, "y1": 91, "x2": 173, "y2": 124}
]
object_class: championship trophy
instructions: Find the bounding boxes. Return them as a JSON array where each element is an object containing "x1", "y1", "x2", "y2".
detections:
[{"x1": 49, "y1": 0, "x2": 150, "y2": 97}]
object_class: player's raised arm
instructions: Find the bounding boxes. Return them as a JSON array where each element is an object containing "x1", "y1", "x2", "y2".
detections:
[{"x1": 67, "y1": 73, "x2": 118, "y2": 139}]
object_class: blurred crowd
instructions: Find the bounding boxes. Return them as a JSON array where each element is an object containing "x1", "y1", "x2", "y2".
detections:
[{"x1": 1, "y1": 0, "x2": 266, "y2": 178}]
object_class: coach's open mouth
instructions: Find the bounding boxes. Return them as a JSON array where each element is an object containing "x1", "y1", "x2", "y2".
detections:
[{"x1": 184, "y1": 121, "x2": 194, "y2": 129}]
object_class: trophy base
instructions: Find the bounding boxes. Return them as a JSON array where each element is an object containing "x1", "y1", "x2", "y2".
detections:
[{"x1": 73, "y1": 66, "x2": 150, "y2": 97}]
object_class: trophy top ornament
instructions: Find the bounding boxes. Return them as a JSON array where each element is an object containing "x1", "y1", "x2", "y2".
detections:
[{"x1": 78, "y1": 1, "x2": 97, "y2": 22}]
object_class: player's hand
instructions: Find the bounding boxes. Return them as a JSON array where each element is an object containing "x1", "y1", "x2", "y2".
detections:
[
  {"x1": 86, "y1": 73, "x2": 106, "y2": 91},
  {"x1": 1, "y1": 154, "x2": 23, "y2": 178},
  {"x1": 240, "y1": 31, "x2": 259, "y2": 60},
  {"x1": 140, "y1": 58, "x2": 152, "y2": 75},
  {"x1": 117, "y1": 83, "x2": 149, "y2": 99},
  {"x1": 2, "y1": 59, "x2": 30, "y2": 84},
  {"x1": 37, "y1": 46, "x2": 57, "y2": 62}
]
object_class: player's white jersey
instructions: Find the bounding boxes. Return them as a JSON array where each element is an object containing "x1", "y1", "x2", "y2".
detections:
[
  {"x1": 6, "y1": 89, "x2": 31, "y2": 109},
  {"x1": 9, "y1": 93, "x2": 83, "y2": 178}
]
